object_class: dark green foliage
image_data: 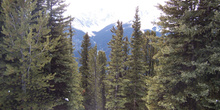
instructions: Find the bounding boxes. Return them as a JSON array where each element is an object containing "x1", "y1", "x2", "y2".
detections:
[
  {"x1": 0, "y1": 0, "x2": 5, "y2": 84},
  {"x1": 97, "y1": 51, "x2": 107, "y2": 110},
  {"x1": 45, "y1": 0, "x2": 83, "y2": 109},
  {"x1": 142, "y1": 30, "x2": 160, "y2": 109},
  {"x1": 122, "y1": 36, "x2": 130, "y2": 71},
  {"x1": 0, "y1": 0, "x2": 56, "y2": 109},
  {"x1": 1, "y1": 0, "x2": 218, "y2": 109},
  {"x1": 142, "y1": 30, "x2": 158, "y2": 76},
  {"x1": 50, "y1": 31, "x2": 83, "y2": 110},
  {"x1": 106, "y1": 21, "x2": 128, "y2": 109},
  {"x1": 0, "y1": 0, "x2": 83, "y2": 109},
  {"x1": 88, "y1": 45, "x2": 98, "y2": 110},
  {"x1": 125, "y1": 7, "x2": 147, "y2": 110},
  {"x1": 79, "y1": 33, "x2": 91, "y2": 109},
  {"x1": 69, "y1": 20, "x2": 74, "y2": 53},
  {"x1": 145, "y1": 34, "x2": 165, "y2": 110},
  {"x1": 147, "y1": 0, "x2": 220, "y2": 109},
  {"x1": 87, "y1": 45, "x2": 108, "y2": 110},
  {"x1": 80, "y1": 33, "x2": 91, "y2": 89},
  {"x1": 81, "y1": 44, "x2": 107, "y2": 110},
  {"x1": 63, "y1": 39, "x2": 84, "y2": 110},
  {"x1": 90, "y1": 46, "x2": 107, "y2": 110}
]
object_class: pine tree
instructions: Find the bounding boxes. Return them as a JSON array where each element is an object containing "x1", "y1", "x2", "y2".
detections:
[
  {"x1": 69, "y1": 20, "x2": 74, "y2": 53},
  {"x1": 87, "y1": 45, "x2": 107, "y2": 110},
  {"x1": 0, "y1": 0, "x2": 6, "y2": 93},
  {"x1": 122, "y1": 36, "x2": 130, "y2": 75},
  {"x1": 142, "y1": 30, "x2": 158, "y2": 76},
  {"x1": 66, "y1": 36, "x2": 84, "y2": 110},
  {"x1": 88, "y1": 45, "x2": 98, "y2": 110},
  {"x1": 97, "y1": 51, "x2": 107, "y2": 110},
  {"x1": 0, "y1": 0, "x2": 56, "y2": 109},
  {"x1": 125, "y1": 7, "x2": 147, "y2": 110},
  {"x1": 145, "y1": 34, "x2": 165, "y2": 110},
  {"x1": 141, "y1": 30, "x2": 160, "y2": 109},
  {"x1": 79, "y1": 32, "x2": 91, "y2": 109},
  {"x1": 106, "y1": 21, "x2": 128, "y2": 109},
  {"x1": 147, "y1": 0, "x2": 220, "y2": 109},
  {"x1": 0, "y1": 0, "x2": 3, "y2": 54},
  {"x1": 45, "y1": 0, "x2": 83, "y2": 109}
]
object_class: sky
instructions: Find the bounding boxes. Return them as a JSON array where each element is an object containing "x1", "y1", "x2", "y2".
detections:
[{"x1": 65, "y1": 0, "x2": 167, "y2": 34}]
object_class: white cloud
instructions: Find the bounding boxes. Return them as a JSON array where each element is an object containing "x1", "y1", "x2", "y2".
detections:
[{"x1": 65, "y1": 0, "x2": 167, "y2": 33}]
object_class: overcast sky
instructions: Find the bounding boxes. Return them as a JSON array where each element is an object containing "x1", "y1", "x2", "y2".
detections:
[{"x1": 65, "y1": 0, "x2": 167, "y2": 33}]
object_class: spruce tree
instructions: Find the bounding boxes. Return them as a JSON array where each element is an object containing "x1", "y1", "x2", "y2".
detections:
[
  {"x1": 106, "y1": 21, "x2": 128, "y2": 109},
  {"x1": 142, "y1": 30, "x2": 158, "y2": 76},
  {"x1": 144, "y1": 33, "x2": 165, "y2": 110},
  {"x1": 69, "y1": 20, "x2": 74, "y2": 53},
  {"x1": 147, "y1": 0, "x2": 220, "y2": 109},
  {"x1": 87, "y1": 45, "x2": 98, "y2": 110},
  {"x1": 66, "y1": 39, "x2": 84, "y2": 110},
  {"x1": 97, "y1": 51, "x2": 107, "y2": 110},
  {"x1": 0, "y1": 0, "x2": 5, "y2": 93},
  {"x1": 122, "y1": 36, "x2": 130, "y2": 73},
  {"x1": 87, "y1": 45, "x2": 107, "y2": 110},
  {"x1": 125, "y1": 7, "x2": 147, "y2": 110},
  {"x1": 79, "y1": 32, "x2": 91, "y2": 109},
  {"x1": 46, "y1": 0, "x2": 83, "y2": 109},
  {"x1": 141, "y1": 30, "x2": 160, "y2": 109},
  {"x1": 0, "y1": 0, "x2": 56, "y2": 109}
]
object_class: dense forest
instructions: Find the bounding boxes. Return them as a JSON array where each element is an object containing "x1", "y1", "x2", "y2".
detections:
[{"x1": 0, "y1": 0, "x2": 220, "y2": 110}]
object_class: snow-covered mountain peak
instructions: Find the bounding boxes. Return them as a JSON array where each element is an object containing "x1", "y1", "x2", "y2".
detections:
[
  {"x1": 65, "y1": 0, "x2": 167, "y2": 35},
  {"x1": 72, "y1": 10, "x2": 161, "y2": 36},
  {"x1": 71, "y1": 9, "x2": 117, "y2": 36}
]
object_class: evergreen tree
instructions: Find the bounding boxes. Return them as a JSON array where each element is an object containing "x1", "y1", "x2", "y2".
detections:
[
  {"x1": 142, "y1": 30, "x2": 158, "y2": 76},
  {"x1": 87, "y1": 45, "x2": 98, "y2": 110},
  {"x1": 125, "y1": 7, "x2": 147, "y2": 110},
  {"x1": 82, "y1": 44, "x2": 108, "y2": 110},
  {"x1": 145, "y1": 34, "x2": 165, "y2": 110},
  {"x1": 46, "y1": 0, "x2": 83, "y2": 109},
  {"x1": 97, "y1": 51, "x2": 107, "y2": 110},
  {"x1": 141, "y1": 30, "x2": 160, "y2": 109},
  {"x1": 79, "y1": 32, "x2": 92, "y2": 109},
  {"x1": 0, "y1": 0, "x2": 56, "y2": 109},
  {"x1": 67, "y1": 43, "x2": 84, "y2": 110},
  {"x1": 69, "y1": 20, "x2": 74, "y2": 53},
  {"x1": 0, "y1": 0, "x2": 5, "y2": 92},
  {"x1": 122, "y1": 36, "x2": 130, "y2": 75},
  {"x1": 148, "y1": 0, "x2": 220, "y2": 109},
  {"x1": 106, "y1": 21, "x2": 128, "y2": 109},
  {"x1": 87, "y1": 46, "x2": 107, "y2": 110}
]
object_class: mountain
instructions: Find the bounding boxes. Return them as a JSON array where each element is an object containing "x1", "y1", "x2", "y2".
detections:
[{"x1": 72, "y1": 22, "x2": 161, "y2": 60}]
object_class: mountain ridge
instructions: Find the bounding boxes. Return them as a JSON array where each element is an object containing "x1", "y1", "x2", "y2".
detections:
[{"x1": 72, "y1": 22, "x2": 161, "y2": 60}]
